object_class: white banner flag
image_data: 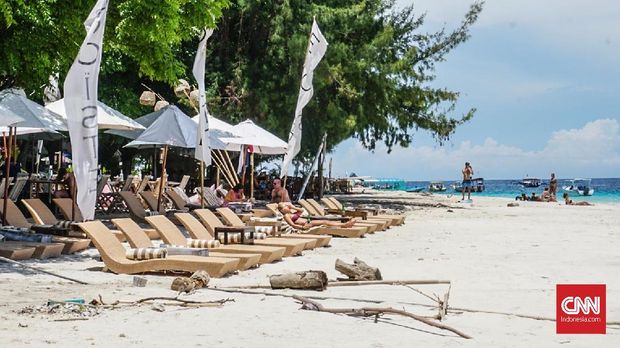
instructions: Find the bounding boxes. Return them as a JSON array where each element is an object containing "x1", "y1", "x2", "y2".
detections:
[
  {"x1": 193, "y1": 28, "x2": 214, "y2": 165},
  {"x1": 280, "y1": 19, "x2": 328, "y2": 177},
  {"x1": 63, "y1": 0, "x2": 109, "y2": 220}
]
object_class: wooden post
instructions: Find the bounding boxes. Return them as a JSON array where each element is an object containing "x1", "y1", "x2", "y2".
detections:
[
  {"x1": 250, "y1": 152, "x2": 254, "y2": 199},
  {"x1": 2, "y1": 127, "x2": 14, "y2": 225},
  {"x1": 215, "y1": 165, "x2": 220, "y2": 187},
  {"x1": 157, "y1": 145, "x2": 168, "y2": 212},
  {"x1": 71, "y1": 174, "x2": 76, "y2": 221},
  {"x1": 200, "y1": 160, "x2": 205, "y2": 208}
]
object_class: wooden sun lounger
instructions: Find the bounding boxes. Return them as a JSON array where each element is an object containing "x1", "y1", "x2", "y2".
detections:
[
  {"x1": 78, "y1": 220, "x2": 238, "y2": 277},
  {"x1": 52, "y1": 198, "x2": 130, "y2": 242},
  {"x1": 244, "y1": 217, "x2": 332, "y2": 248},
  {"x1": 0, "y1": 243, "x2": 36, "y2": 260},
  {"x1": 1, "y1": 241, "x2": 65, "y2": 259},
  {"x1": 308, "y1": 198, "x2": 391, "y2": 230},
  {"x1": 194, "y1": 209, "x2": 305, "y2": 256},
  {"x1": 113, "y1": 217, "x2": 260, "y2": 271},
  {"x1": 299, "y1": 199, "x2": 379, "y2": 232},
  {"x1": 327, "y1": 197, "x2": 405, "y2": 225},
  {"x1": 1, "y1": 199, "x2": 90, "y2": 255},
  {"x1": 215, "y1": 207, "x2": 316, "y2": 251},
  {"x1": 264, "y1": 203, "x2": 367, "y2": 238},
  {"x1": 174, "y1": 213, "x2": 285, "y2": 264}
]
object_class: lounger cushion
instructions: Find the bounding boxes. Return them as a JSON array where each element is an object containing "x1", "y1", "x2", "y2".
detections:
[
  {"x1": 53, "y1": 220, "x2": 73, "y2": 229},
  {"x1": 217, "y1": 232, "x2": 267, "y2": 244},
  {"x1": 186, "y1": 238, "x2": 220, "y2": 248},
  {"x1": 126, "y1": 247, "x2": 167, "y2": 260},
  {"x1": 145, "y1": 210, "x2": 160, "y2": 217},
  {"x1": 254, "y1": 225, "x2": 274, "y2": 234}
]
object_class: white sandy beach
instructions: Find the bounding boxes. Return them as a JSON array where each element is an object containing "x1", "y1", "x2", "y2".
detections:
[{"x1": 1, "y1": 192, "x2": 618, "y2": 347}]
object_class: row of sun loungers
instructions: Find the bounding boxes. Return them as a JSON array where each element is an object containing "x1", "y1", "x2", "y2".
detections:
[{"x1": 1, "y1": 193, "x2": 406, "y2": 279}]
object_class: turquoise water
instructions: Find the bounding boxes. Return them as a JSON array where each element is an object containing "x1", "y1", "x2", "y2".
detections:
[{"x1": 403, "y1": 178, "x2": 620, "y2": 203}]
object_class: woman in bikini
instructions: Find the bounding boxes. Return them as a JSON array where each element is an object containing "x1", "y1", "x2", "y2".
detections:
[
  {"x1": 277, "y1": 202, "x2": 357, "y2": 230},
  {"x1": 562, "y1": 193, "x2": 593, "y2": 206}
]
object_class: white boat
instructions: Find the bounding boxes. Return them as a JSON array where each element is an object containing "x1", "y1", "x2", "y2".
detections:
[
  {"x1": 429, "y1": 181, "x2": 447, "y2": 192},
  {"x1": 563, "y1": 178, "x2": 594, "y2": 196}
]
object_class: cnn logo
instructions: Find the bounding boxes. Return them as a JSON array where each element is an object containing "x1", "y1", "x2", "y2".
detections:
[
  {"x1": 561, "y1": 296, "x2": 600, "y2": 315},
  {"x1": 556, "y1": 284, "x2": 606, "y2": 334}
]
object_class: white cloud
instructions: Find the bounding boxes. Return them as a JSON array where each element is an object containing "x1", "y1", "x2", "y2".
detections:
[{"x1": 330, "y1": 118, "x2": 620, "y2": 180}]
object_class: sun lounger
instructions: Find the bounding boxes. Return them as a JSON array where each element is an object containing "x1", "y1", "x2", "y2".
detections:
[
  {"x1": 216, "y1": 207, "x2": 317, "y2": 250},
  {"x1": 174, "y1": 212, "x2": 285, "y2": 263},
  {"x1": 264, "y1": 203, "x2": 367, "y2": 238},
  {"x1": 327, "y1": 197, "x2": 405, "y2": 225},
  {"x1": 78, "y1": 220, "x2": 238, "y2": 277},
  {"x1": 306, "y1": 198, "x2": 390, "y2": 230},
  {"x1": 0, "y1": 242, "x2": 36, "y2": 260},
  {"x1": 298, "y1": 199, "x2": 377, "y2": 233},
  {"x1": 113, "y1": 217, "x2": 260, "y2": 271},
  {"x1": 5, "y1": 199, "x2": 90, "y2": 254},
  {"x1": 194, "y1": 209, "x2": 306, "y2": 256}
]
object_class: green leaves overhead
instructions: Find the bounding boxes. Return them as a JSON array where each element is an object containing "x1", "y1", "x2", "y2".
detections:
[{"x1": 1, "y1": 0, "x2": 482, "y2": 169}]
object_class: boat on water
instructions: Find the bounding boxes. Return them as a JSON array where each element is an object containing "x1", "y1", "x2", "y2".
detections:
[
  {"x1": 406, "y1": 186, "x2": 425, "y2": 193},
  {"x1": 453, "y1": 178, "x2": 486, "y2": 192},
  {"x1": 563, "y1": 178, "x2": 594, "y2": 196},
  {"x1": 519, "y1": 177, "x2": 542, "y2": 188},
  {"x1": 429, "y1": 181, "x2": 447, "y2": 192},
  {"x1": 362, "y1": 178, "x2": 405, "y2": 190}
]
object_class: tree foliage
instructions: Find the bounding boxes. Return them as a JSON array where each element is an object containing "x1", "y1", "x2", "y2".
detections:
[{"x1": 1, "y1": 0, "x2": 482, "y2": 172}]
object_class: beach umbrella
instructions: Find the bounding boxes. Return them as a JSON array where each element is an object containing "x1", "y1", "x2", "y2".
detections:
[
  {"x1": 125, "y1": 105, "x2": 198, "y2": 211},
  {"x1": 46, "y1": 98, "x2": 144, "y2": 130},
  {"x1": 219, "y1": 120, "x2": 287, "y2": 155},
  {"x1": 0, "y1": 88, "x2": 66, "y2": 136}
]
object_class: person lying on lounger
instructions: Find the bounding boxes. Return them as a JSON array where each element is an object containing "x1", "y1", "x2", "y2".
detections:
[
  {"x1": 277, "y1": 202, "x2": 357, "y2": 230},
  {"x1": 563, "y1": 193, "x2": 593, "y2": 206}
]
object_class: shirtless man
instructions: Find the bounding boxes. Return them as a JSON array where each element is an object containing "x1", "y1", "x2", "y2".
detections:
[
  {"x1": 461, "y1": 162, "x2": 474, "y2": 201},
  {"x1": 270, "y1": 178, "x2": 290, "y2": 203},
  {"x1": 549, "y1": 173, "x2": 558, "y2": 199}
]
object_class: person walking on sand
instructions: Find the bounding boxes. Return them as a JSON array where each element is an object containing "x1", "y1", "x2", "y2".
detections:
[
  {"x1": 549, "y1": 173, "x2": 557, "y2": 199},
  {"x1": 461, "y1": 162, "x2": 474, "y2": 201}
]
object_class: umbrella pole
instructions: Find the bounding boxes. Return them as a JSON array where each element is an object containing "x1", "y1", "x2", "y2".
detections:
[
  {"x1": 157, "y1": 145, "x2": 168, "y2": 212},
  {"x1": 215, "y1": 165, "x2": 220, "y2": 187},
  {"x1": 200, "y1": 160, "x2": 205, "y2": 208},
  {"x1": 221, "y1": 150, "x2": 238, "y2": 185},
  {"x1": 71, "y1": 174, "x2": 76, "y2": 221},
  {"x1": 2, "y1": 127, "x2": 14, "y2": 225},
  {"x1": 213, "y1": 151, "x2": 235, "y2": 186},
  {"x1": 250, "y1": 152, "x2": 254, "y2": 199}
]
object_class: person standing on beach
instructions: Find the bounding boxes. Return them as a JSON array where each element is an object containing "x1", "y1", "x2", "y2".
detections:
[
  {"x1": 549, "y1": 173, "x2": 557, "y2": 199},
  {"x1": 462, "y1": 162, "x2": 474, "y2": 201}
]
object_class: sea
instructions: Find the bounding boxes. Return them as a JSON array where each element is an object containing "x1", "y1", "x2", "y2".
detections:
[{"x1": 401, "y1": 178, "x2": 620, "y2": 204}]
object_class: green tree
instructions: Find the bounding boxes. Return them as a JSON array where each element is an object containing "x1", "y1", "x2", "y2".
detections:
[{"x1": 202, "y1": 0, "x2": 483, "y2": 162}]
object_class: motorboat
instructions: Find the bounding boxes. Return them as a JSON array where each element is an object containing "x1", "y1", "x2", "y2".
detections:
[
  {"x1": 519, "y1": 177, "x2": 541, "y2": 188},
  {"x1": 429, "y1": 181, "x2": 447, "y2": 192},
  {"x1": 454, "y1": 178, "x2": 485, "y2": 192},
  {"x1": 563, "y1": 178, "x2": 594, "y2": 196},
  {"x1": 405, "y1": 186, "x2": 425, "y2": 193}
]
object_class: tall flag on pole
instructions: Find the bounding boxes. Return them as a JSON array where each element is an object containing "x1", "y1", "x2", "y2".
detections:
[
  {"x1": 63, "y1": 0, "x2": 109, "y2": 220},
  {"x1": 193, "y1": 28, "x2": 214, "y2": 165},
  {"x1": 280, "y1": 19, "x2": 328, "y2": 177}
]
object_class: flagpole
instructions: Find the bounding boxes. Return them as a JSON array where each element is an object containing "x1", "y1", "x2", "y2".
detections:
[{"x1": 250, "y1": 152, "x2": 254, "y2": 199}]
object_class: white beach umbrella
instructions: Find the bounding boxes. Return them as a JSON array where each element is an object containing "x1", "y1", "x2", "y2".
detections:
[
  {"x1": 46, "y1": 98, "x2": 145, "y2": 130},
  {"x1": 219, "y1": 119, "x2": 288, "y2": 155}
]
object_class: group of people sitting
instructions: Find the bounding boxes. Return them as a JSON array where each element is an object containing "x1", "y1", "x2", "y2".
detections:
[{"x1": 515, "y1": 189, "x2": 592, "y2": 205}]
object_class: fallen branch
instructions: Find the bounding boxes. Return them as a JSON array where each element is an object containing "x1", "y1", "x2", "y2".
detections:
[
  {"x1": 0, "y1": 256, "x2": 88, "y2": 285},
  {"x1": 52, "y1": 317, "x2": 90, "y2": 322},
  {"x1": 292, "y1": 295, "x2": 472, "y2": 339},
  {"x1": 328, "y1": 280, "x2": 451, "y2": 287}
]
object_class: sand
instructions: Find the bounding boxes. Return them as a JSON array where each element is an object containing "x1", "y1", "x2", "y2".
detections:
[{"x1": 1, "y1": 192, "x2": 618, "y2": 347}]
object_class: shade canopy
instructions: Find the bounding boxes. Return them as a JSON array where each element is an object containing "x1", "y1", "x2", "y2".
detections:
[
  {"x1": 219, "y1": 119, "x2": 287, "y2": 155},
  {"x1": 125, "y1": 105, "x2": 197, "y2": 149},
  {"x1": 46, "y1": 98, "x2": 145, "y2": 130},
  {"x1": 0, "y1": 88, "x2": 64, "y2": 132}
]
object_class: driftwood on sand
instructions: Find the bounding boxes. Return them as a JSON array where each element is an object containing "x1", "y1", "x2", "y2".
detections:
[
  {"x1": 269, "y1": 271, "x2": 328, "y2": 290},
  {"x1": 335, "y1": 258, "x2": 382, "y2": 281},
  {"x1": 292, "y1": 295, "x2": 472, "y2": 339}
]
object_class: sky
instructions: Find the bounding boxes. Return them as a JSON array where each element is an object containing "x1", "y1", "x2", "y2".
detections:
[{"x1": 328, "y1": 0, "x2": 620, "y2": 180}]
